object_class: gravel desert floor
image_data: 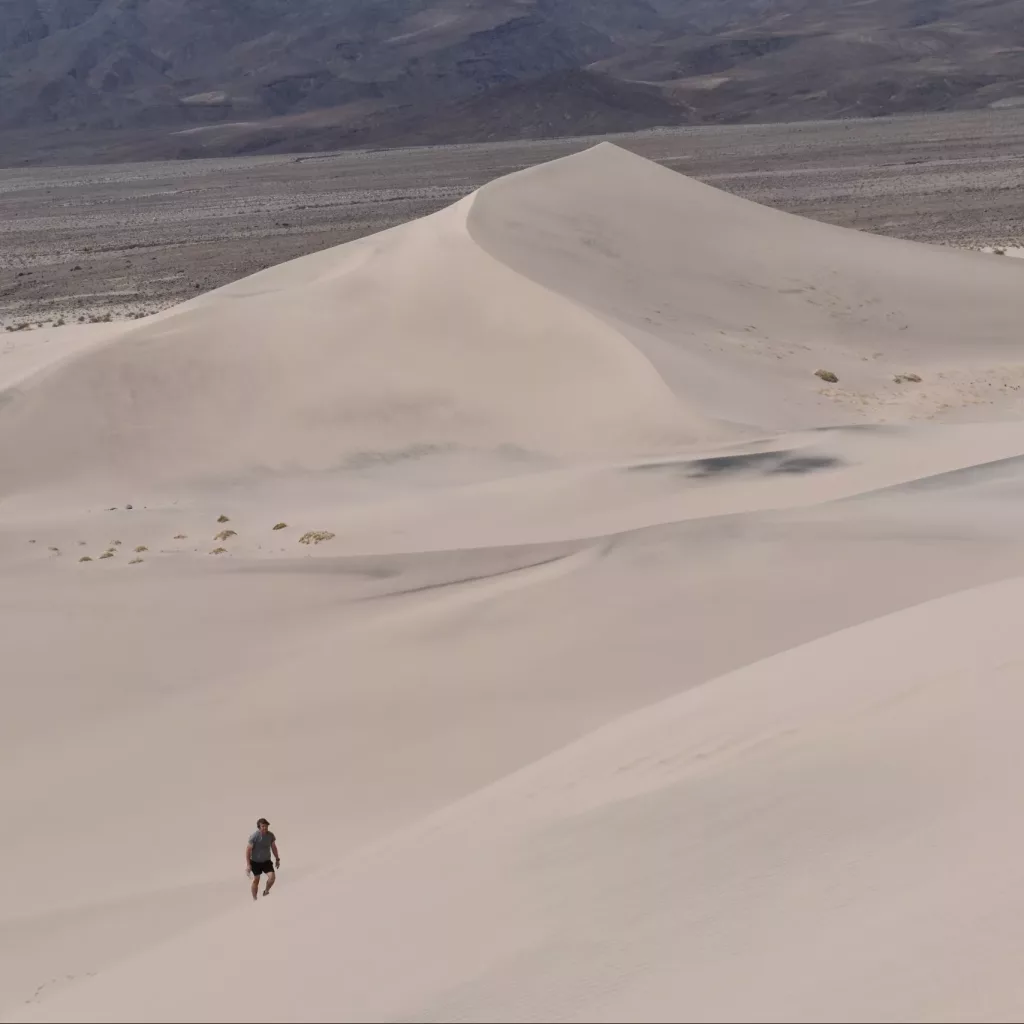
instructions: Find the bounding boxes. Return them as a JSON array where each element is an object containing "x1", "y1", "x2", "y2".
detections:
[{"x1": 2, "y1": 108, "x2": 1024, "y2": 328}]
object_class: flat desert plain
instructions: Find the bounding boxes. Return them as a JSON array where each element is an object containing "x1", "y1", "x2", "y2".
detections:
[
  {"x1": 3, "y1": 129, "x2": 1024, "y2": 1023},
  {"x1": 3, "y1": 107, "x2": 1024, "y2": 326}
]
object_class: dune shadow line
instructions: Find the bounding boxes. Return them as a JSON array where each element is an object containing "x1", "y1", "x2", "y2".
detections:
[{"x1": 630, "y1": 450, "x2": 844, "y2": 479}]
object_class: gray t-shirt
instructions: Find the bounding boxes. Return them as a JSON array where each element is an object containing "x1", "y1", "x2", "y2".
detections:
[{"x1": 248, "y1": 830, "x2": 276, "y2": 863}]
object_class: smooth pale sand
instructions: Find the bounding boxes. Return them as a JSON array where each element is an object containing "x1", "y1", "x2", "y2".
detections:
[{"x1": 3, "y1": 144, "x2": 1024, "y2": 1023}]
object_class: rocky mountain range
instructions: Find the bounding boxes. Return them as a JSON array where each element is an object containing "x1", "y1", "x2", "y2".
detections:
[{"x1": 2, "y1": 0, "x2": 1023, "y2": 162}]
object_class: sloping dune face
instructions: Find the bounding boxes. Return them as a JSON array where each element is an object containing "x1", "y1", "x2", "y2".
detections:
[
  {"x1": 16, "y1": 577, "x2": 1024, "y2": 1024},
  {"x1": 6, "y1": 145, "x2": 1024, "y2": 1024},
  {"x1": 469, "y1": 143, "x2": 1024, "y2": 430},
  {"x1": 0, "y1": 169, "x2": 705, "y2": 498}
]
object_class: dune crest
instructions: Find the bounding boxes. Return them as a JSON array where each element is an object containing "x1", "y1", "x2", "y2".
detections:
[{"x1": 469, "y1": 142, "x2": 1024, "y2": 430}]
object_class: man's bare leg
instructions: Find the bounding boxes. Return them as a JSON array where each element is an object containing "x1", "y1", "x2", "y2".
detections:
[
  {"x1": 251, "y1": 874, "x2": 259, "y2": 901},
  {"x1": 262, "y1": 871, "x2": 276, "y2": 897}
]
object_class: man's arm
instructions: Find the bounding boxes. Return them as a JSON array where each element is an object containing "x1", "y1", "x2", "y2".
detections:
[
  {"x1": 271, "y1": 840, "x2": 281, "y2": 868},
  {"x1": 245, "y1": 841, "x2": 253, "y2": 875}
]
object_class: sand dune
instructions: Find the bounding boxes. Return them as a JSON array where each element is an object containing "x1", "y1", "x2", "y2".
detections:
[
  {"x1": 4, "y1": 144, "x2": 1024, "y2": 1023},
  {"x1": 470, "y1": 144, "x2": 1024, "y2": 432},
  {"x1": 5, "y1": 144, "x2": 1024, "y2": 500},
  {"x1": 17, "y1": 575, "x2": 1024, "y2": 1024},
  {"x1": 0, "y1": 170, "x2": 694, "y2": 500}
]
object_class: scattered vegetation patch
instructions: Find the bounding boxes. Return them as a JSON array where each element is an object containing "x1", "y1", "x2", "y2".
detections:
[
  {"x1": 110, "y1": 540, "x2": 122, "y2": 546},
  {"x1": 173, "y1": 533, "x2": 187, "y2": 539},
  {"x1": 214, "y1": 529, "x2": 236, "y2": 541},
  {"x1": 893, "y1": 373, "x2": 922, "y2": 383},
  {"x1": 272, "y1": 522, "x2": 288, "y2": 531},
  {"x1": 48, "y1": 546, "x2": 59, "y2": 553},
  {"x1": 129, "y1": 558, "x2": 144, "y2": 565},
  {"x1": 216, "y1": 514, "x2": 230, "y2": 523},
  {"x1": 814, "y1": 369, "x2": 839, "y2": 383},
  {"x1": 134, "y1": 545, "x2": 148, "y2": 553},
  {"x1": 210, "y1": 547, "x2": 228, "y2": 555},
  {"x1": 299, "y1": 530, "x2": 336, "y2": 545},
  {"x1": 993, "y1": 247, "x2": 1006, "y2": 256},
  {"x1": 99, "y1": 552, "x2": 114, "y2": 559},
  {"x1": 79, "y1": 556, "x2": 93, "y2": 562}
]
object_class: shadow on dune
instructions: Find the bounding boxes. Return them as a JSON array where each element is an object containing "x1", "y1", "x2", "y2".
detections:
[{"x1": 629, "y1": 449, "x2": 844, "y2": 479}]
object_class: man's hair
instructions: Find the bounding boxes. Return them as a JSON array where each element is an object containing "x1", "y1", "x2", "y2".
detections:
[{"x1": 256, "y1": 817, "x2": 270, "y2": 827}]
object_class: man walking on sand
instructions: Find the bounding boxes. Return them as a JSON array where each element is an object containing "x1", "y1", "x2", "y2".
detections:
[{"x1": 246, "y1": 818, "x2": 280, "y2": 900}]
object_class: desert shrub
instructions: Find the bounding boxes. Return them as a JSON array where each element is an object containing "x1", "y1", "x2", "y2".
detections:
[
  {"x1": 79, "y1": 556, "x2": 93, "y2": 562},
  {"x1": 299, "y1": 530, "x2": 336, "y2": 545},
  {"x1": 214, "y1": 529, "x2": 236, "y2": 541},
  {"x1": 134, "y1": 545, "x2": 148, "y2": 553},
  {"x1": 814, "y1": 369, "x2": 839, "y2": 383},
  {"x1": 272, "y1": 522, "x2": 288, "y2": 530},
  {"x1": 216, "y1": 514, "x2": 230, "y2": 523},
  {"x1": 893, "y1": 373, "x2": 922, "y2": 384},
  {"x1": 210, "y1": 547, "x2": 228, "y2": 555}
]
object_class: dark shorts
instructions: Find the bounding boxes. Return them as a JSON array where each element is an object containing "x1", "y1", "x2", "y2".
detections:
[{"x1": 250, "y1": 860, "x2": 275, "y2": 876}]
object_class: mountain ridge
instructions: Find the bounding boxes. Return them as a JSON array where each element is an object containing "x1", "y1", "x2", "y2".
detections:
[{"x1": 2, "y1": 0, "x2": 1023, "y2": 162}]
